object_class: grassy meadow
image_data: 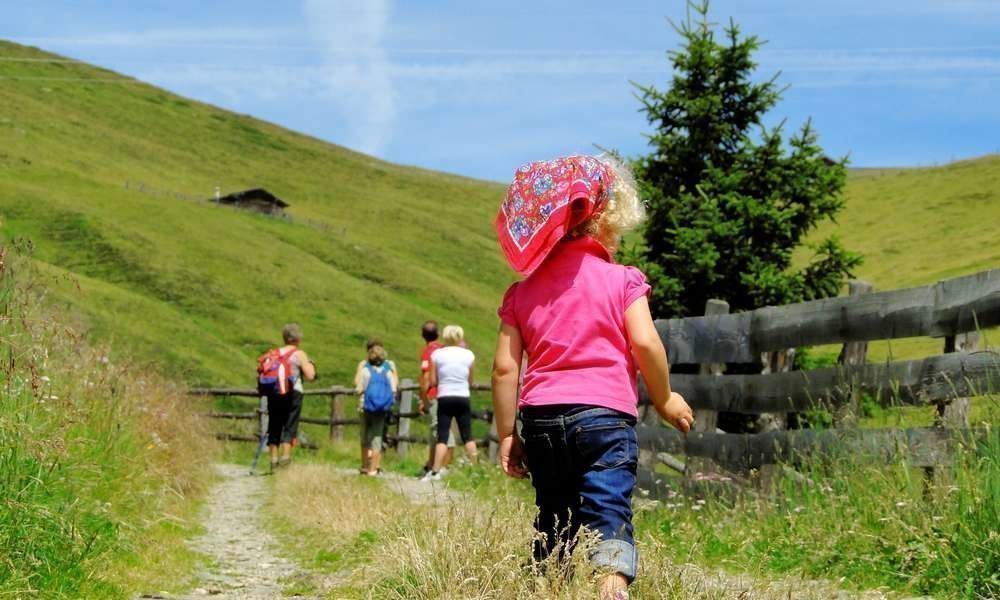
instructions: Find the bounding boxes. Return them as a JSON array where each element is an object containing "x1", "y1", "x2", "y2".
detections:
[
  {"x1": 0, "y1": 40, "x2": 509, "y2": 387},
  {"x1": 3, "y1": 39, "x2": 1000, "y2": 600},
  {"x1": 0, "y1": 251, "x2": 214, "y2": 597}
]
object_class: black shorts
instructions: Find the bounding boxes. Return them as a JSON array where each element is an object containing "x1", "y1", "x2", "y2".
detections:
[
  {"x1": 435, "y1": 396, "x2": 473, "y2": 444},
  {"x1": 267, "y1": 389, "x2": 303, "y2": 445}
]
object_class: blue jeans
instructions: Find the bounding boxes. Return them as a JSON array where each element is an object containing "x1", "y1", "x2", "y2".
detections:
[{"x1": 520, "y1": 405, "x2": 639, "y2": 581}]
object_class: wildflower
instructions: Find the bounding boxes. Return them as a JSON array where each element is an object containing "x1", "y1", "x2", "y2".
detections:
[
  {"x1": 895, "y1": 501, "x2": 907, "y2": 508},
  {"x1": 793, "y1": 506, "x2": 805, "y2": 513},
  {"x1": 691, "y1": 504, "x2": 703, "y2": 511},
  {"x1": 696, "y1": 499, "x2": 706, "y2": 505}
]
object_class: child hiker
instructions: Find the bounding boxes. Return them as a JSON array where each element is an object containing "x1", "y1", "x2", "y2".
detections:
[{"x1": 490, "y1": 155, "x2": 693, "y2": 599}]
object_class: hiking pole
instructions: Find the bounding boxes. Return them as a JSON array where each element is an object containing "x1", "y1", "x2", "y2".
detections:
[
  {"x1": 250, "y1": 432, "x2": 268, "y2": 475},
  {"x1": 249, "y1": 394, "x2": 269, "y2": 475}
]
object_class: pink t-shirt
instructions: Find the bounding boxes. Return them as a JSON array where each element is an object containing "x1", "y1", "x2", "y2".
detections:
[{"x1": 497, "y1": 236, "x2": 651, "y2": 417}]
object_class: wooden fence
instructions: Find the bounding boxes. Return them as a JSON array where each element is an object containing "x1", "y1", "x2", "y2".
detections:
[
  {"x1": 638, "y1": 268, "x2": 999, "y2": 489},
  {"x1": 191, "y1": 380, "x2": 499, "y2": 457},
  {"x1": 193, "y1": 268, "x2": 999, "y2": 490}
]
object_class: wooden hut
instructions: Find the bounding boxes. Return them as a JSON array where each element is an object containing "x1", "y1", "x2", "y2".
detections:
[{"x1": 213, "y1": 188, "x2": 288, "y2": 216}]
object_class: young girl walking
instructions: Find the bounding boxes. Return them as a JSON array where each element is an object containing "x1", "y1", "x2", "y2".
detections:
[{"x1": 491, "y1": 155, "x2": 693, "y2": 599}]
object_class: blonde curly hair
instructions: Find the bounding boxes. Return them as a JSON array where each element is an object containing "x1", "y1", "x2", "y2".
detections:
[{"x1": 571, "y1": 153, "x2": 645, "y2": 251}]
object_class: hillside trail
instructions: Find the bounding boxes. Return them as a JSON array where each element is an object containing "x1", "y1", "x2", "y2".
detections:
[
  {"x1": 140, "y1": 463, "x2": 318, "y2": 600},
  {"x1": 143, "y1": 463, "x2": 909, "y2": 600}
]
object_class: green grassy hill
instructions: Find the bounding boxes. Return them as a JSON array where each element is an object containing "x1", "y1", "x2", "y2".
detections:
[
  {"x1": 804, "y1": 156, "x2": 1000, "y2": 360},
  {"x1": 2, "y1": 40, "x2": 998, "y2": 387},
  {"x1": 0, "y1": 41, "x2": 509, "y2": 385},
  {"x1": 831, "y1": 156, "x2": 1000, "y2": 289}
]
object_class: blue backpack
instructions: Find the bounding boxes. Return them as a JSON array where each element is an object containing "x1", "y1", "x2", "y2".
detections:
[{"x1": 363, "y1": 362, "x2": 395, "y2": 412}]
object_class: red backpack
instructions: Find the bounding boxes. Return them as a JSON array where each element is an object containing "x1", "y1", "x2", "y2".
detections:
[{"x1": 257, "y1": 347, "x2": 297, "y2": 395}]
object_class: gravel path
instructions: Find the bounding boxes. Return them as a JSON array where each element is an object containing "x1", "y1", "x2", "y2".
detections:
[{"x1": 143, "y1": 463, "x2": 315, "y2": 600}]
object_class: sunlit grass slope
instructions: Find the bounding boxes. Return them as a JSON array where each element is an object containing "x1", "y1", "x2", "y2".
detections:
[
  {"x1": 835, "y1": 156, "x2": 1000, "y2": 288},
  {"x1": 0, "y1": 41, "x2": 509, "y2": 385},
  {"x1": 804, "y1": 156, "x2": 1000, "y2": 360},
  {"x1": 3, "y1": 40, "x2": 998, "y2": 385}
]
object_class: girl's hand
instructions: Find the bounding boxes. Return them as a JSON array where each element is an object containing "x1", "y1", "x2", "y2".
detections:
[
  {"x1": 659, "y1": 392, "x2": 694, "y2": 433},
  {"x1": 499, "y1": 434, "x2": 528, "y2": 479}
]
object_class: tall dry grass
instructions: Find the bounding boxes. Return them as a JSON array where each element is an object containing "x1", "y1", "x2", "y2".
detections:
[
  {"x1": 269, "y1": 464, "x2": 887, "y2": 599},
  {"x1": 0, "y1": 248, "x2": 215, "y2": 598}
]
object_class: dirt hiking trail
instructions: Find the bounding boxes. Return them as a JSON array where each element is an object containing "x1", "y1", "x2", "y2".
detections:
[
  {"x1": 138, "y1": 463, "x2": 910, "y2": 600},
  {"x1": 140, "y1": 463, "x2": 316, "y2": 599}
]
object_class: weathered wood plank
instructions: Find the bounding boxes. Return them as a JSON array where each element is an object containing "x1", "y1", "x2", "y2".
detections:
[
  {"x1": 658, "y1": 268, "x2": 1000, "y2": 364},
  {"x1": 644, "y1": 350, "x2": 1000, "y2": 413},
  {"x1": 397, "y1": 379, "x2": 414, "y2": 455},
  {"x1": 686, "y1": 299, "x2": 728, "y2": 480},
  {"x1": 636, "y1": 424, "x2": 989, "y2": 468}
]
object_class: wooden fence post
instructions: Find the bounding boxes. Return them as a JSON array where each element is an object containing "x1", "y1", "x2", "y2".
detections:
[
  {"x1": 926, "y1": 332, "x2": 978, "y2": 487},
  {"x1": 757, "y1": 348, "x2": 793, "y2": 490},
  {"x1": 937, "y1": 332, "x2": 978, "y2": 429},
  {"x1": 397, "y1": 378, "x2": 413, "y2": 456},
  {"x1": 835, "y1": 280, "x2": 874, "y2": 427},
  {"x1": 685, "y1": 298, "x2": 729, "y2": 482},
  {"x1": 258, "y1": 394, "x2": 268, "y2": 443},
  {"x1": 330, "y1": 392, "x2": 344, "y2": 441}
]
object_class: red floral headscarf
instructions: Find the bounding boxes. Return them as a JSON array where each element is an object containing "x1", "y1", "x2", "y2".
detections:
[{"x1": 495, "y1": 155, "x2": 616, "y2": 276}]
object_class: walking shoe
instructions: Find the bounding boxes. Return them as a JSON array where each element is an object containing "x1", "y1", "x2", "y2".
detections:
[{"x1": 420, "y1": 470, "x2": 442, "y2": 482}]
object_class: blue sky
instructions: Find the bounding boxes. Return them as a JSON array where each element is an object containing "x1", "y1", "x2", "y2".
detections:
[{"x1": 5, "y1": 0, "x2": 1000, "y2": 181}]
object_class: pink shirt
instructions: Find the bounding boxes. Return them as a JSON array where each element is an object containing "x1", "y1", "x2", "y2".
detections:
[{"x1": 497, "y1": 236, "x2": 651, "y2": 417}]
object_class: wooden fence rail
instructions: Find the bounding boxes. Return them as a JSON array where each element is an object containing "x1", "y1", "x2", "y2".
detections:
[
  {"x1": 637, "y1": 424, "x2": 992, "y2": 470},
  {"x1": 646, "y1": 350, "x2": 1000, "y2": 413},
  {"x1": 659, "y1": 268, "x2": 1000, "y2": 365}
]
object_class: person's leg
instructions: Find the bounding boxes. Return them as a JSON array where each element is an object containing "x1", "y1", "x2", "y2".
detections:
[
  {"x1": 455, "y1": 399, "x2": 478, "y2": 462},
  {"x1": 520, "y1": 411, "x2": 577, "y2": 568},
  {"x1": 444, "y1": 421, "x2": 457, "y2": 467},
  {"x1": 425, "y1": 399, "x2": 439, "y2": 471},
  {"x1": 281, "y1": 390, "x2": 303, "y2": 463},
  {"x1": 266, "y1": 394, "x2": 287, "y2": 470},
  {"x1": 431, "y1": 442, "x2": 448, "y2": 472},
  {"x1": 361, "y1": 411, "x2": 372, "y2": 472},
  {"x1": 568, "y1": 410, "x2": 639, "y2": 590},
  {"x1": 369, "y1": 411, "x2": 387, "y2": 474},
  {"x1": 432, "y1": 398, "x2": 458, "y2": 472}
]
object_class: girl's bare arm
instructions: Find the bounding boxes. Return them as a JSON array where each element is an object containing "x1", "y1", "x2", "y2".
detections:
[
  {"x1": 492, "y1": 323, "x2": 528, "y2": 478},
  {"x1": 624, "y1": 296, "x2": 693, "y2": 432}
]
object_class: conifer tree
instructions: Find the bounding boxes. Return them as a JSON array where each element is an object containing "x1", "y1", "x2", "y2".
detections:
[{"x1": 629, "y1": 1, "x2": 862, "y2": 317}]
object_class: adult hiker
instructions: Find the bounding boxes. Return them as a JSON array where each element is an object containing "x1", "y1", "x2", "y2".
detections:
[
  {"x1": 422, "y1": 325, "x2": 478, "y2": 481},
  {"x1": 257, "y1": 323, "x2": 316, "y2": 472},
  {"x1": 354, "y1": 339, "x2": 398, "y2": 476},
  {"x1": 418, "y1": 320, "x2": 455, "y2": 476}
]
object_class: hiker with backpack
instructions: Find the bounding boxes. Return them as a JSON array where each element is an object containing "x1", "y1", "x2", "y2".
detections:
[
  {"x1": 354, "y1": 339, "x2": 398, "y2": 476},
  {"x1": 421, "y1": 324, "x2": 478, "y2": 481},
  {"x1": 257, "y1": 323, "x2": 316, "y2": 472}
]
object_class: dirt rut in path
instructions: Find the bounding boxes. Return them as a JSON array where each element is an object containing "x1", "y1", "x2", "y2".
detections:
[{"x1": 161, "y1": 463, "x2": 314, "y2": 599}]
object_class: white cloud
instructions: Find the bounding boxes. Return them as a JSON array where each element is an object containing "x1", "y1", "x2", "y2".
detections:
[{"x1": 303, "y1": 0, "x2": 395, "y2": 156}]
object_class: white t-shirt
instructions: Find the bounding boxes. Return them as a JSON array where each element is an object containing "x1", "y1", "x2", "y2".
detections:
[{"x1": 431, "y1": 346, "x2": 475, "y2": 398}]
